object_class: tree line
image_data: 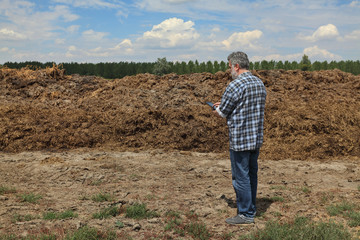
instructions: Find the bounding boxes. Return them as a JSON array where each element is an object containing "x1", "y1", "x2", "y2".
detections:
[{"x1": 2, "y1": 55, "x2": 360, "y2": 78}]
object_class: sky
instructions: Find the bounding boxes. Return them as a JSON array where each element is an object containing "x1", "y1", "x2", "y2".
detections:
[{"x1": 0, "y1": 0, "x2": 359, "y2": 64}]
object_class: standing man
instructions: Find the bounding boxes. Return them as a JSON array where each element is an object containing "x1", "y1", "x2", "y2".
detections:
[{"x1": 213, "y1": 51, "x2": 266, "y2": 224}]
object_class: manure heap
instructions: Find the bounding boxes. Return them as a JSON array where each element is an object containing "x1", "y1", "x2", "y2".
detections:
[{"x1": 0, "y1": 66, "x2": 359, "y2": 161}]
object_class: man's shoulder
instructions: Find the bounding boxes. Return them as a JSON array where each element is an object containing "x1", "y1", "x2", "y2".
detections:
[
  {"x1": 241, "y1": 72, "x2": 265, "y2": 86},
  {"x1": 227, "y1": 79, "x2": 245, "y2": 91},
  {"x1": 240, "y1": 71, "x2": 261, "y2": 80},
  {"x1": 227, "y1": 72, "x2": 264, "y2": 90}
]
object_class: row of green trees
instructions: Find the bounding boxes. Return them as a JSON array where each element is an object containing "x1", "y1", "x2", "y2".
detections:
[{"x1": 2, "y1": 55, "x2": 360, "y2": 78}]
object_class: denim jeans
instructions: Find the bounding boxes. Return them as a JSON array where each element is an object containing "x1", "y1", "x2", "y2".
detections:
[{"x1": 229, "y1": 149, "x2": 259, "y2": 218}]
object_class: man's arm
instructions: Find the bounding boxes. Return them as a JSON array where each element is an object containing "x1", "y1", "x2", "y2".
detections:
[{"x1": 212, "y1": 102, "x2": 227, "y2": 118}]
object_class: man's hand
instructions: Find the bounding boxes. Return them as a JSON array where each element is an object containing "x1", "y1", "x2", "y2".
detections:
[
  {"x1": 212, "y1": 102, "x2": 221, "y2": 116},
  {"x1": 212, "y1": 102, "x2": 220, "y2": 108}
]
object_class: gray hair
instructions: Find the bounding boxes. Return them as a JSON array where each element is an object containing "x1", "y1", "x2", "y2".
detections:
[{"x1": 227, "y1": 51, "x2": 249, "y2": 70}]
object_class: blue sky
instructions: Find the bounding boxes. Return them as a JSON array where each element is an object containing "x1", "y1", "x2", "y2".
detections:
[{"x1": 0, "y1": 0, "x2": 359, "y2": 64}]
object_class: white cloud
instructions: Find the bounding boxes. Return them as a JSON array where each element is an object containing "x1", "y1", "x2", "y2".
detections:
[
  {"x1": 139, "y1": 18, "x2": 200, "y2": 48},
  {"x1": 53, "y1": 0, "x2": 129, "y2": 22},
  {"x1": 252, "y1": 46, "x2": 341, "y2": 62},
  {"x1": 344, "y1": 30, "x2": 360, "y2": 40},
  {"x1": 252, "y1": 53, "x2": 303, "y2": 62},
  {"x1": 1, "y1": 0, "x2": 359, "y2": 63},
  {"x1": 350, "y1": 1, "x2": 360, "y2": 7},
  {"x1": 90, "y1": 47, "x2": 102, "y2": 52},
  {"x1": 303, "y1": 45, "x2": 341, "y2": 60},
  {"x1": 162, "y1": 0, "x2": 195, "y2": 3},
  {"x1": 86, "y1": 47, "x2": 110, "y2": 57},
  {"x1": 111, "y1": 39, "x2": 133, "y2": 54},
  {"x1": 300, "y1": 24, "x2": 340, "y2": 42},
  {"x1": 116, "y1": 9, "x2": 128, "y2": 18},
  {"x1": 260, "y1": 19, "x2": 286, "y2": 33},
  {"x1": 82, "y1": 29, "x2": 108, "y2": 41},
  {"x1": 114, "y1": 39, "x2": 132, "y2": 48},
  {"x1": 67, "y1": 25, "x2": 80, "y2": 33},
  {"x1": 222, "y1": 30, "x2": 263, "y2": 50},
  {"x1": 55, "y1": 38, "x2": 66, "y2": 44},
  {"x1": 0, "y1": 1, "x2": 79, "y2": 41},
  {"x1": 176, "y1": 54, "x2": 197, "y2": 61},
  {"x1": 195, "y1": 40, "x2": 223, "y2": 51},
  {"x1": 135, "y1": 0, "x2": 236, "y2": 22},
  {"x1": 68, "y1": 45, "x2": 77, "y2": 51},
  {"x1": 52, "y1": 0, "x2": 124, "y2": 8},
  {"x1": 0, "y1": 47, "x2": 9, "y2": 52},
  {"x1": 66, "y1": 45, "x2": 77, "y2": 57},
  {"x1": 49, "y1": 5, "x2": 79, "y2": 22},
  {"x1": 63, "y1": 39, "x2": 134, "y2": 61},
  {"x1": 0, "y1": 28, "x2": 26, "y2": 40},
  {"x1": 12, "y1": 52, "x2": 31, "y2": 60},
  {"x1": 65, "y1": 52, "x2": 74, "y2": 58}
]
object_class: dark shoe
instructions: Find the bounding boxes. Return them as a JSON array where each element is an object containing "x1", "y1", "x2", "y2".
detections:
[{"x1": 225, "y1": 214, "x2": 254, "y2": 225}]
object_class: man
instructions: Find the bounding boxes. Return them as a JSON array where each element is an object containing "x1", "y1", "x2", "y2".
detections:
[{"x1": 213, "y1": 51, "x2": 266, "y2": 224}]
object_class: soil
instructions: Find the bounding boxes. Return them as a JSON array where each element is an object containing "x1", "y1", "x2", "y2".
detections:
[{"x1": 0, "y1": 66, "x2": 359, "y2": 239}]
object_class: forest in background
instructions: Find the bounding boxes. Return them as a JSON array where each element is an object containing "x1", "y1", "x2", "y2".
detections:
[{"x1": 2, "y1": 55, "x2": 360, "y2": 79}]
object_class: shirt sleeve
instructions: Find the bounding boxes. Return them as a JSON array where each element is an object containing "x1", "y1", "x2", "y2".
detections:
[
  {"x1": 216, "y1": 106, "x2": 227, "y2": 118},
  {"x1": 217, "y1": 82, "x2": 240, "y2": 118}
]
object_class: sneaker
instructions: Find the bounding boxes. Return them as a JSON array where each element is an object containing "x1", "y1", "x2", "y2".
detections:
[{"x1": 225, "y1": 214, "x2": 254, "y2": 225}]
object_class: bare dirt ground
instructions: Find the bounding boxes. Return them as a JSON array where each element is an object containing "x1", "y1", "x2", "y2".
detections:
[
  {"x1": 0, "y1": 149, "x2": 359, "y2": 239},
  {"x1": 0, "y1": 67, "x2": 359, "y2": 239}
]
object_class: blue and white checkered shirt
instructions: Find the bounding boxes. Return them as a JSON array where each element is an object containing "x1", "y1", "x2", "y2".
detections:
[{"x1": 216, "y1": 71, "x2": 266, "y2": 151}]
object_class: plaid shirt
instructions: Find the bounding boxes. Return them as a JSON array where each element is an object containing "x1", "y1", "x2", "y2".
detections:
[{"x1": 216, "y1": 71, "x2": 266, "y2": 151}]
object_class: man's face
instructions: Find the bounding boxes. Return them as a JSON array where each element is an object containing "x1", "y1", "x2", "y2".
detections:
[{"x1": 229, "y1": 61, "x2": 238, "y2": 80}]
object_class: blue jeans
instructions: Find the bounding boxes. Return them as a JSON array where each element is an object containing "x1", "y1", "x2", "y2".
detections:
[{"x1": 230, "y1": 149, "x2": 259, "y2": 218}]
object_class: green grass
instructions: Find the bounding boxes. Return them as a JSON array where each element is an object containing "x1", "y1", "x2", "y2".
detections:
[
  {"x1": 220, "y1": 232, "x2": 234, "y2": 240},
  {"x1": 164, "y1": 218, "x2": 183, "y2": 231},
  {"x1": 92, "y1": 206, "x2": 119, "y2": 219},
  {"x1": 327, "y1": 201, "x2": 355, "y2": 216},
  {"x1": 185, "y1": 222, "x2": 212, "y2": 240},
  {"x1": 240, "y1": 216, "x2": 352, "y2": 240},
  {"x1": 164, "y1": 213, "x2": 183, "y2": 231},
  {"x1": 270, "y1": 196, "x2": 284, "y2": 202},
  {"x1": 163, "y1": 210, "x2": 212, "y2": 239},
  {"x1": 0, "y1": 234, "x2": 57, "y2": 240},
  {"x1": 125, "y1": 203, "x2": 159, "y2": 220},
  {"x1": 164, "y1": 210, "x2": 185, "y2": 236},
  {"x1": 12, "y1": 214, "x2": 38, "y2": 223},
  {"x1": 185, "y1": 210, "x2": 199, "y2": 220},
  {"x1": 320, "y1": 192, "x2": 335, "y2": 205},
  {"x1": 327, "y1": 201, "x2": 360, "y2": 227},
  {"x1": 129, "y1": 173, "x2": 140, "y2": 179},
  {"x1": 301, "y1": 187, "x2": 311, "y2": 194},
  {"x1": 91, "y1": 193, "x2": 114, "y2": 202},
  {"x1": 347, "y1": 211, "x2": 360, "y2": 227},
  {"x1": 43, "y1": 210, "x2": 78, "y2": 220},
  {"x1": 271, "y1": 211, "x2": 282, "y2": 217},
  {"x1": 145, "y1": 194, "x2": 157, "y2": 200},
  {"x1": 0, "y1": 185, "x2": 16, "y2": 195},
  {"x1": 18, "y1": 193, "x2": 42, "y2": 203},
  {"x1": 90, "y1": 180, "x2": 103, "y2": 186},
  {"x1": 64, "y1": 226, "x2": 116, "y2": 240},
  {"x1": 115, "y1": 220, "x2": 125, "y2": 229},
  {"x1": 270, "y1": 185, "x2": 286, "y2": 190},
  {"x1": 165, "y1": 210, "x2": 181, "y2": 219}
]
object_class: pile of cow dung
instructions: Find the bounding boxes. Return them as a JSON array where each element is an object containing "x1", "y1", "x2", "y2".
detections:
[{"x1": 0, "y1": 65, "x2": 359, "y2": 161}]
